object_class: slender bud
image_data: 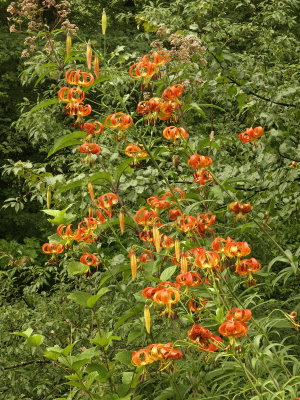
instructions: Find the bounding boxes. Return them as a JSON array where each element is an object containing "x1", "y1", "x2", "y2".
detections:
[
  {"x1": 130, "y1": 250, "x2": 137, "y2": 280},
  {"x1": 87, "y1": 181, "x2": 95, "y2": 201},
  {"x1": 119, "y1": 211, "x2": 125, "y2": 235},
  {"x1": 94, "y1": 55, "x2": 100, "y2": 79},
  {"x1": 102, "y1": 9, "x2": 107, "y2": 35},
  {"x1": 89, "y1": 207, "x2": 94, "y2": 218},
  {"x1": 144, "y1": 305, "x2": 151, "y2": 334},
  {"x1": 180, "y1": 255, "x2": 188, "y2": 273},
  {"x1": 86, "y1": 42, "x2": 92, "y2": 70},
  {"x1": 66, "y1": 33, "x2": 72, "y2": 58},
  {"x1": 46, "y1": 188, "x2": 51, "y2": 209},
  {"x1": 153, "y1": 224, "x2": 161, "y2": 253},
  {"x1": 175, "y1": 239, "x2": 180, "y2": 262}
]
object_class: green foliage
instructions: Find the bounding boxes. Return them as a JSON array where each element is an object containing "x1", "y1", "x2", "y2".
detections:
[{"x1": 1, "y1": 0, "x2": 300, "y2": 399}]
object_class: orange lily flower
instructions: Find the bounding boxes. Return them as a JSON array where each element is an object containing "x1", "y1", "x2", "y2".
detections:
[
  {"x1": 176, "y1": 215, "x2": 197, "y2": 232},
  {"x1": 162, "y1": 84, "x2": 184, "y2": 101},
  {"x1": 128, "y1": 61, "x2": 157, "y2": 80},
  {"x1": 176, "y1": 272, "x2": 202, "y2": 287},
  {"x1": 80, "y1": 253, "x2": 101, "y2": 267},
  {"x1": 104, "y1": 112, "x2": 133, "y2": 130},
  {"x1": 235, "y1": 258, "x2": 261, "y2": 276},
  {"x1": 193, "y1": 169, "x2": 213, "y2": 185},
  {"x1": 65, "y1": 69, "x2": 94, "y2": 87},
  {"x1": 142, "y1": 50, "x2": 169, "y2": 66},
  {"x1": 188, "y1": 154, "x2": 213, "y2": 169},
  {"x1": 65, "y1": 103, "x2": 92, "y2": 118},
  {"x1": 224, "y1": 240, "x2": 251, "y2": 258},
  {"x1": 147, "y1": 195, "x2": 171, "y2": 209},
  {"x1": 94, "y1": 193, "x2": 118, "y2": 209},
  {"x1": 229, "y1": 201, "x2": 252, "y2": 216},
  {"x1": 58, "y1": 87, "x2": 85, "y2": 103},
  {"x1": 163, "y1": 126, "x2": 189, "y2": 141},
  {"x1": 188, "y1": 324, "x2": 223, "y2": 352},
  {"x1": 237, "y1": 126, "x2": 264, "y2": 143},
  {"x1": 78, "y1": 143, "x2": 102, "y2": 154},
  {"x1": 80, "y1": 121, "x2": 104, "y2": 135},
  {"x1": 219, "y1": 320, "x2": 248, "y2": 337},
  {"x1": 135, "y1": 207, "x2": 158, "y2": 227},
  {"x1": 226, "y1": 308, "x2": 252, "y2": 322},
  {"x1": 125, "y1": 143, "x2": 147, "y2": 158},
  {"x1": 194, "y1": 248, "x2": 220, "y2": 269},
  {"x1": 41, "y1": 242, "x2": 64, "y2": 254},
  {"x1": 139, "y1": 251, "x2": 155, "y2": 263}
]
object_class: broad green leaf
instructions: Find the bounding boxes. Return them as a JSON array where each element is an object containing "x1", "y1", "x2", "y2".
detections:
[
  {"x1": 198, "y1": 138, "x2": 221, "y2": 151},
  {"x1": 86, "y1": 288, "x2": 110, "y2": 308},
  {"x1": 55, "y1": 180, "x2": 83, "y2": 195},
  {"x1": 160, "y1": 265, "x2": 177, "y2": 282},
  {"x1": 48, "y1": 131, "x2": 87, "y2": 157},
  {"x1": 34, "y1": 68, "x2": 59, "y2": 87},
  {"x1": 42, "y1": 204, "x2": 75, "y2": 225},
  {"x1": 89, "y1": 171, "x2": 112, "y2": 184},
  {"x1": 115, "y1": 350, "x2": 133, "y2": 366},
  {"x1": 27, "y1": 334, "x2": 44, "y2": 347},
  {"x1": 114, "y1": 159, "x2": 134, "y2": 184},
  {"x1": 44, "y1": 345, "x2": 63, "y2": 360},
  {"x1": 115, "y1": 305, "x2": 144, "y2": 330},
  {"x1": 28, "y1": 98, "x2": 59, "y2": 113},
  {"x1": 67, "y1": 291, "x2": 91, "y2": 306},
  {"x1": 61, "y1": 343, "x2": 77, "y2": 356},
  {"x1": 13, "y1": 327, "x2": 33, "y2": 339},
  {"x1": 66, "y1": 260, "x2": 89, "y2": 276}
]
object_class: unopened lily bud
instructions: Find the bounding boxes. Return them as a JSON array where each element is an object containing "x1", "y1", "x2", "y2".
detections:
[
  {"x1": 102, "y1": 9, "x2": 107, "y2": 35},
  {"x1": 130, "y1": 250, "x2": 137, "y2": 280},
  {"x1": 94, "y1": 55, "x2": 100, "y2": 79},
  {"x1": 46, "y1": 188, "x2": 51, "y2": 209},
  {"x1": 86, "y1": 42, "x2": 92, "y2": 70},
  {"x1": 87, "y1": 181, "x2": 95, "y2": 201},
  {"x1": 153, "y1": 225, "x2": 161, "y2": 253},
  {"x1": 180, "y1": 255, "x2": 188, "y2": 273},
  {"x1": 88, "y1": 207, "x2": 94, "y2": 218},
  {"x1": 175, "y1": 239, "x2": 180, "y2": 262},
  {"x1": 144, "y1": 305, "x2": 151, "y2": 334},
  {"x1": 66, "y1": 33, "x2": 72, "y2": 58},
  {"x1": 119, "y1": 211, "x2": 125, "y2": 235}
]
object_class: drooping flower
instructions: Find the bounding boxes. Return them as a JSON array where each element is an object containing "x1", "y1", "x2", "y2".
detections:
[
  {"x1": 219, "y1": 320, "x2": 248, "y2": 337},
  {"x1": 229, "y1": 201, "x2": 252, "y2": 216},
  {"x1": 162, "y1": 126, "x2": 189, "y2": 141},
  {"x1": 142, "y1": 50, "x2": 169, "y2": 66},
  {"x1": 104, "y1": 112, "x2": 133, "y2": 130},
  {"x1": 162, "y1": 84, "x2": 184, "y2": 101},
  {"x1": 65, "y1": 69, "x2": 94, "y2": 87},
  {"x1": 125, "y1": 143, "x2": 147, "y2": 158},
  {"x1": 94, "y1": 193, "x2": 119, "y2": 210},
  {"x1": 41, "y1": 242, "x2": 64, "y2": 254},
  {"x1": 188, "y1": 324, "x2": 223, "y2": 352},
  {"x1": 226, "y1": 308, "x2": 252, "y2": 322},
  {"x1": 78, "y1": 142, "x2": 102, "y2": 154},
  {"x1": 128, "y1": 61, "x2": 158, "y2": 80},
  {"x1": 193, "y1": 169, "x2": 213, "y2": 185},
  {"x1": 80, "y1": 121, "x2": 104, "y2": 135},
  {"x1": 80, "y1": 253, "x2": 101, "y2": 266},
  {"x1": 135, "y1": 207, "x2": 158, "y2": 227},
  {"x1": 58, "y1": 87, "x2": 85, "y2": 103},
  {"x1": 237, "y1": 126, "x2": 264, "y2": 143},
  {"x1": 176, "y1": 272, "x2": 202, "y2": 287},
  {"x1": 235, "y1": 258, "x2": 261, "y2": 276},
  {"x1": 188, "y1": 154, "x2": 212, "y2": 169},
  {"x1": 224, "y1": 240, "x2": 251, "y2": 258}
]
